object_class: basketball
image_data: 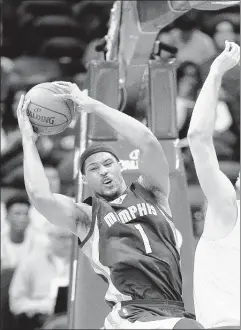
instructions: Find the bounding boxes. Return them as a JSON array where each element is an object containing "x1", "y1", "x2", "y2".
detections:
[{"x1": 25, "y1": 82, "x2": 75, "y2": 135}]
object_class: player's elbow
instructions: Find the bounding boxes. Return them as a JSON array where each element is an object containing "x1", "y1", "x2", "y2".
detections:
[
  {"x1": 145, "y1": 135, "x2": 169, "y2": 169},
  {"x1": 9, "y1": 296, "x2": 21, "y2": 315},
  {"x1": 144, "y1": 134, "x2": 161, "y2": 150},
  {"x1": 29, "y1": 192, "x2": 54, "y2": 214},
  {"x1": 187, "y1": 130, "x2": 211, "y2": 145},
  {"x1": 141, "y1": 137, "x2": 169, "y2": 181},
  {"x1": 187, "y1": 129, "x2": 201, "y2": 140}
]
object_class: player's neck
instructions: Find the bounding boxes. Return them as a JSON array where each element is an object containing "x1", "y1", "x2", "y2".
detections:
[{"x1": 97, "y1": 183, "x2": 127, "y2": 202}]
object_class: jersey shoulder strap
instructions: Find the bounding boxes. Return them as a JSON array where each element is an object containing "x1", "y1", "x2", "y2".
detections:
[
  {"x1": 78, "y1": 196, "x2": 98, "y2": 248},
  {"x1": 130, "y1": 180, "x2": 157, "y2": 205}
]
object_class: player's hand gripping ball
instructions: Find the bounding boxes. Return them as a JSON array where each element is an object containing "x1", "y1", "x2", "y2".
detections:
[
  {"x1": 52, "y1": 81, "x2": 99, "y2": 113},
  {"x1": 25, "y1": 82, "x2": 75, "y2": 135}
]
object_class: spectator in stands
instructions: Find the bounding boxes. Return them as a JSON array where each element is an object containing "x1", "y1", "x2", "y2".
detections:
[
  {"x1": 191, "y1": 204, "x2": 206, "y2": 245},
  {"x1": 176, "y1": 61, "x2": 203, "y2": 138},
  {"x1": 176, "y1": 61, "x2": 233, "y2": 143},
  {"x1": 82, "y1": 38, "x2": 105, "y2": 67},
  {"x1": 200, "y1": 19, "x2": 240, "y2": 161},
  {"x1": 2, "y1": 86, "x2": 26, "y2": 135},
  {"x1": 1, "y1": 195, "x2": 32, "y2": 271},
  {"x1": 176, "y1": 61, "x2": 234, "y2": 183},
  {"x1": 9, "y1": 223, "x2": 72, "y2": 330},
  {"x1": 159, "y1": 16, "x2": 216, "y2": 65},
  {"x1": 1, "y1": 58, "x2": 17, "y2": 154},
  {"x1": 28, "y1": 160, "x2": 61, "y2": 248},
  {"x1": 213, "y1": 20, "x2": 236, "y2": 53}
]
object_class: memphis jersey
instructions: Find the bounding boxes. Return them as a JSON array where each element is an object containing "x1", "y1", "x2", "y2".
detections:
[{"x1": 80, "y1": 181, "x2": 183, "y2": 308}]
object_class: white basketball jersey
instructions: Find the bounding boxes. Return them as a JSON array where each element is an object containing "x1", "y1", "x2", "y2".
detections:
[{"x1": 193, "y1": 200, "x2": 240, "y2": 328}]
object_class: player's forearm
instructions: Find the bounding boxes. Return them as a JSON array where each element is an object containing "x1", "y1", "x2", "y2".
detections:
[
  {"x1": 187, "y1": 69, "x2": 222, "y2": 140},
  {"x1": 92, "y1": 102, "x2": 154, "y2": 148},
  {"x1": 22, "y1": 138, "x2": 52, "y2": 199}
]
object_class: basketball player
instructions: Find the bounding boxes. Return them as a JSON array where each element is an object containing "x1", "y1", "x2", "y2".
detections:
[
  {"x1": 17, "y1": 81, "x2": 204, "y2": 328},
  {"x1": 187, "y1": 40, "x2": 240, "y2": 329}
]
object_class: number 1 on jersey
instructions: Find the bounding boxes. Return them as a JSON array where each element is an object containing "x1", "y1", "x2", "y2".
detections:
[{"x1": 134, "y1": 224, "x2": 152, "y2": 254}]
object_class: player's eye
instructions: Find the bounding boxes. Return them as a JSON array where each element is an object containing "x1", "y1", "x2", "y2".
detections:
[
  {"x1": 90, "y1": 167, "x2": 98, "y2": 171},
  {"x1": 105, "y1": 161, "x2": 113, "y2": 166}
]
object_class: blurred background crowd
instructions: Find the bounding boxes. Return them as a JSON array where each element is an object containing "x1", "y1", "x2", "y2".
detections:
[{"x1": 1, "y1": 1, "x2": 240, "y2": 330}]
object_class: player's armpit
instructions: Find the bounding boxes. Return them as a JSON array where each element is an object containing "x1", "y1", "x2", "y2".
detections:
[
  {"x1": 189, "y1": 136, "x2": 237, "y2": 216},
  {"x1": 75, "y1": 201, "x2": 93, "y2": 241},
  {"x1": 138, "y1": 136, "x2": 170, "y2": 198},
  {"x1": 31, "y1": 193, "x2": 91, "y2": 240}
]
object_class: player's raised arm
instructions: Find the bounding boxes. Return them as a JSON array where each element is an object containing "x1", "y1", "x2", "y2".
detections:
[
  {"x1": 53, "y1": 82, "x2": 170, "y2": 203},
  {"x1": 17, "y1": 96, "x2": 91, "y2": 241},
  {"x1": 187, "y1": 41, "x2": 239, "y2": 217}
]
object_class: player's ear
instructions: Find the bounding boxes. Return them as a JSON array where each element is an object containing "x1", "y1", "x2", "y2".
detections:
[
  {"x1": 81, "y1": 174, "x2": 88, "y2": 185},
  {"x1": 118, "y1": 160, "x2": 124, "y2": 172}
]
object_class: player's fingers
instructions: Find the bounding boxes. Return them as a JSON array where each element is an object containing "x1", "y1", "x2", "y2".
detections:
[
  {"x1": 21, "y1": 100, "x2": 29, "y2": 118},
  {"x1": 53, "y1": 81, "x2": 71, "y2": 86},
  {"x1": 52, "y1": 83, "x2": 71, "y2": 94},
  {"x1": 17, "y1": 95, "x2": 25, "y2": 118},
  {"x1": 32, "y1": 132, "x2": 40, "y2": 142},
  {"x1": 22, "y1": 99, "x2": 30, "y2": 113},
  {"x1": 229, "y1": 42, "x2": 239, "y2": 56},
  {"x1": 54, "y1": 93, "x2": 72, "y2": 100},
  {"x1": 52, "y1": 81, "x2": 72, "y2": 90},
  {"x1": 229, "y1": 43, "x2": 240, "y2": 64},
  {"x1": 233, "y1": 44, "x2": 240, "y2": 58},
  {"x1": 52, "y1": 81, "x2": 69, "y2": 87},
  {"x1": 224, "y1": 40, "x2": 230, "y2": 52}
]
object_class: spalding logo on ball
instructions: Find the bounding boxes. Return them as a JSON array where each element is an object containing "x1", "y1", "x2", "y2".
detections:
[{"x1": 25, "y1": 82, "x2": 75, "y2": 135}]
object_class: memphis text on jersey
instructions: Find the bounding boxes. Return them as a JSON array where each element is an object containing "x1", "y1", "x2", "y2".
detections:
[{"x1": 104, "y1": 201, "x2": 157, "y2": 227}]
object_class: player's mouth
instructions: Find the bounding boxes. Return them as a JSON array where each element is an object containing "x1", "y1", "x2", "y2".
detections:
[{"x1": 102, "y1": 178, "x2": 113, "y2": 186}]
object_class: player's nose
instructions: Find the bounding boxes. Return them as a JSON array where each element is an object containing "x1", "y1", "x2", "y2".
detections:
[{"x1": 99, "y1": 165, "x2": 108, "y2": 176}]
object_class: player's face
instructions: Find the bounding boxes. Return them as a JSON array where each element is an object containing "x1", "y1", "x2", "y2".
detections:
[{"x1": 84, "y1": 152, "x2": 125, "y2": 200}]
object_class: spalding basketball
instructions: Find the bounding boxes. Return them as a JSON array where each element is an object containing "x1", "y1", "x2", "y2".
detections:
[{"x1": 25, "y1": 82, "x2": 75, "y2": 135}]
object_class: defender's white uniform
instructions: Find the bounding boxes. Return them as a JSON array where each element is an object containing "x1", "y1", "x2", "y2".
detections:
[{"x1": 194, "y1": 201, "x2": 240, "y2": 328}]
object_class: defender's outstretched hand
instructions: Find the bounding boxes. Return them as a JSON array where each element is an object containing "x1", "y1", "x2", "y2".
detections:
[
  {"x1": 52, "y1": 81, "x2": 100, "y2": 113},
  {"x1": 17, "y1": 95, "x2": 38, "y2": 142},
  {"x1": 211, "y1": 41, "x2": 240, "y2": 77}
]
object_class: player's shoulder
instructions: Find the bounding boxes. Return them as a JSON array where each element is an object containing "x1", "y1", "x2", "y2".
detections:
[
  {"x1": 132, "y1": 178, "x2": 172, "y2": 217},
  {"x1": 75, "y1": 198, "x2": 92, "y2": 222},
  {"x1": 202, "y1": 199, "x2": 239, "y2": 240},
  {"x1": 207, "y1": 195, "x2": 238, "y2": 220}
]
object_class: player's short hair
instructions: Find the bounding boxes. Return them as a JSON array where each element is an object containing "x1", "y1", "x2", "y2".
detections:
[
  {"x1": 5, "y1": 195, "x2": 30, "y2": 212},
  {"x1": 80, "y1": 143, "x2": 119, "y2": 174}
]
